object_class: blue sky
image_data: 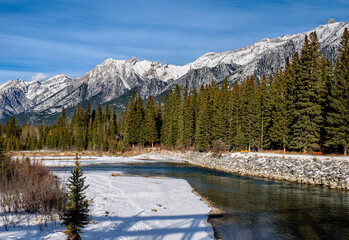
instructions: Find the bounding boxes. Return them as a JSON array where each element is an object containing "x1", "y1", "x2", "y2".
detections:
[{"x1": 0, "y1": 0, "x2": 348, "y2": 84}]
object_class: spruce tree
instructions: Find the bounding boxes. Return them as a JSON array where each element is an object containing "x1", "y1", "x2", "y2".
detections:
[
  {"x1": 212, "y1": 77, "x2": 231, "y2": 149},
  {"x1": 290, "y1": 33, "x2": 324, "y2": 152},
  {"x1": 234, "y1": 124, "x2": 246, "y2": 151},
  {"x1": 195, "y1": 85, "x2": 214, "y2": 151},
  {"x1": 85, "y1": 102, "x2": 92, "y2": 128},
  {"x1": 326, "y1": 27, "x2": 349, "y2": 154},
  {"x1": 63, "y1": 153, "x2": 90, "y2": 240},
  {"x1": 182, "y1": 86, "x2": 195, "y2": 147},
  {"x1": 257, "y1": 74, "x2": 272, "y2": 151},
  {"x1": 126, "y1": 91, "x2": 140, "y2": 146},
  {"x1": 171, "y1": 85, "x2": 182, "y2": 147},
  {"x1": 57, "y1": 107, "x2": 68, "y2": 149},
  {"x1": 143, "y1": 96, "x2": 158, "y2": 147},
  {"x1": 160, "y1": 93, "x2": 171, "y2": 145},
  {"x1": 240, "y1": 77, "x2": 259, "y2": 151},
  {"x1": 230, "y1": 81, "x2": 241, "y2": 150},
  {"x1": 269, "y1": 70, "x2": 289, "y2": 151}
]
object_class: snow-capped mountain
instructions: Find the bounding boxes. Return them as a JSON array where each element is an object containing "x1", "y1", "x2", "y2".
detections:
[
  {"x1": 0, "y1": 20, "x2": 348, "y2": 120},
  {"x1": 187, "y1": 21, "x2": 348, "y2": 82},
  {"x1": 0, "y1": 74, "x2": 75, "y2": 118},
  {"x1": 0, "y1": 79, "x2": 34, "y2": 118},
  {"x1": 31, "y1": 57, "x2": 189, "y2": 113}
]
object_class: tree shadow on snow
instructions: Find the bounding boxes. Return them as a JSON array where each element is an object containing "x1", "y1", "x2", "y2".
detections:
[
  {"x1": 0, "y1": 212, "x2": 215, "y2": 239},
  {"x1": 82, "y1": 212, "x2": 214, "y2": 239}
]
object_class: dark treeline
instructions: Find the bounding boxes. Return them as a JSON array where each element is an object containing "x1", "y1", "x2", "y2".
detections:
[{"x1": 0, "y1": 29, "x2": 348, "y2": 154}]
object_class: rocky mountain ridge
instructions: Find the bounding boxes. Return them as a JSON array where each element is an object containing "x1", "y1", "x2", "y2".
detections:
[{"x1": 0, "y1": 21, "x2": 348, "y2": 121}]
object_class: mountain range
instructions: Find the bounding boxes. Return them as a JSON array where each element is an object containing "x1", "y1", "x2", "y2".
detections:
[{"x1": 0, "y1": 20, "x2": 348, "y2": 125}]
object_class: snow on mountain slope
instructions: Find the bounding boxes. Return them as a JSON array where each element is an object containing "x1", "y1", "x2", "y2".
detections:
[
  {"x1": 26, "y1": 73, "x2": 76, "y2": 103},
  {"x1": 89, "y1": 57, "x2": 189, "y2": 85},
  {"x1": 0, "y1": 79, "x2": 34, "y2": 118},
  {"x1": 188, "y1": 21, "x2": 348, "y2": 70},
  {"x1": 226, "y1": 21, "x2": 349, "y2": 82},
  {"x1": 0, "y1": 74, "x2": 75, "y2": 118},
  {"x1": 1, "y1": 20, "x2": 348, "y2": 119},
  {"x1": 31, "y1": 57, "x2": 188, "y2": 112}
]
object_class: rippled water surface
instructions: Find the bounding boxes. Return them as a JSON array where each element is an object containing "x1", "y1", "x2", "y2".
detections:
[{"x1": 51, "y1": 161, "x2": 349, "y2": 240}]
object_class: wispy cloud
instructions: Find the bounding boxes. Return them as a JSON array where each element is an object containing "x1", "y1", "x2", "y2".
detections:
[{"x1": 30, "y1": 72, "x2": 48, "y2": 82}]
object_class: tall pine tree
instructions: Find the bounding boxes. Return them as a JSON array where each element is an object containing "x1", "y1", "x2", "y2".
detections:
[
  {"x1": 326, "y1": 27, "x2": 349, "y2": 155},
  {"x1": 290, "y1": 33, "x2": 324, "y2": 152}
]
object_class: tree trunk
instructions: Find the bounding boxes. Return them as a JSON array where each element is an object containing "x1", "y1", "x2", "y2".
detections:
[{"x1": 283, "y1": 143, "x2": 286, "y2": 153}]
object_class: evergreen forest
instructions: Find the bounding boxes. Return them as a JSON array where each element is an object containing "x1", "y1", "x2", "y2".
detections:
[{"x1": 0, "y1": 29, "x2": 348, "y2": 154}]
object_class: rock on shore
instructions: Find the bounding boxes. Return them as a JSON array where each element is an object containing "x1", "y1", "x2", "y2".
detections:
[{"x1": 156, "y1": 151, "x2": 349, "y2": 190}]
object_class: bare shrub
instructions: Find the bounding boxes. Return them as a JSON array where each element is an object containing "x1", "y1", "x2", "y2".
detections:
[
  {"x1": 0, "y1": 156, "x2": 66, "y2": 226},
  {"x1": 212, "y1": 139, "x2": 227, "y2": 154}
]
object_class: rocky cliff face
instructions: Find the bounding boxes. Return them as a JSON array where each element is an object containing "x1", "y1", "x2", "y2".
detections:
[
  {"x1": 0, "y1": 74, "x2": 75, "y2": 118},
  {"x1": 190, "y1": 21, "x2": 348, "y2": 82},
  {"x1": 1, "y1": 21, "x2": 348, "y2": 120}
]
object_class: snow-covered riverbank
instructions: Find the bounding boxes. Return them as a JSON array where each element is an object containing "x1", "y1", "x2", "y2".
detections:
[
  {"x1": 155, "y1": 151, "x2": 349, "y2": 190},
  {"x1": 0, "y1": 156, "x2": 214, "y2": 240}
]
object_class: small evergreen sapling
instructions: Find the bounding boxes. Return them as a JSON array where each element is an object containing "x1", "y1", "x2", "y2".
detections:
[{"x1": 63, "y1": 153, "x2": 90, "y2": 240}]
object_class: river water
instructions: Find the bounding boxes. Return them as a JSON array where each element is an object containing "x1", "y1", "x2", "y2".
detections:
[{"x1": 51, "y1": 161, "x2": 349, "y2": 240}]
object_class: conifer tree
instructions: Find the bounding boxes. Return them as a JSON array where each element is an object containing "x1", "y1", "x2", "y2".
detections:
[
  {"x1": 135, "y1": 94, "x2": 145, "y2": 144},
  {"x1": 257, "y1": 74, "x2": 272, "y2": 150},
  {"x1": 63, "y1": 154, "x2": 90, "y2": 240},
  {"x1": 93, "y1": 103, "x2": 104, "y2": 149},
  {"x1": 211, "y1": 77, "x2": 231, "y2": 150},
  {"x1": 230, "y1": 81, "x2": 241, "y2": 150},
  {"x1": 161, "y1": 93, "x2": 171, "y2": 145},
  {"x1": 126, "y1": 91, "x2": 139, "y2": 146},
  {"x1": 290, "y1": 33, "x2": 324, "y2": 152},
  {"x1": 143, "y1": 96, "x2": 158, "y2": 147},
  {"x1": 234, "y1": 124, "x2": 246, "y2": 151},
  {"x1": 195, "y1": 85, "x2": 214, "y2": 151},
  {"x1": 326, "y1": 27, "x2": 349, "y2": 154},
  {"x1": 154, "y1": 101, "x2": 163, "y2": 142},
  {"x1": 182, "y1": 86, "x2": 195, "y2": 147},
  {"x1": 57, "y1": 107, "x2": 68, "y2": 149},
  {"x1": 240, "y1": 77, "x2": 259, "y2": 151},
  {"x1": 85, "y1": 102, "x2": 92, "y2": 127},
  {"x1": 172, "y1": 85, "x2": 182, "y2": 147},
  {"x1": 161, "y1": 86, "x2": 181, "y2": 147},
  {"x1": 269, "y1": 70, "x2": 289, "y2": 151}
]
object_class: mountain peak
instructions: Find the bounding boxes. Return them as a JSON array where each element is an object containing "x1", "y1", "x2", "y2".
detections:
[
  {"x1": 56, "y1": 73, "x2": 67, "y2": 77},
  {"x1": 127, "y1": 56, "x2": 138, "y2": 64},
  {"x1": 1, "y1": 21, "x2": 348, "y2": 120},
  {"x1": 327, "y1": 18, "x2": 336, "y2": 24},
  {"x1": 152, "y1": 61, "x2": 161, "y2": 67}
]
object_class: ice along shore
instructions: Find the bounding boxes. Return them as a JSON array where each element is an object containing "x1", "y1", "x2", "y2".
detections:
[{"x1": 154, "y1": 151, "x2": 349, "y2": 190}]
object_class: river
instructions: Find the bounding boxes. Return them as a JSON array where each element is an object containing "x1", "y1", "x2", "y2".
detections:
[{"x1": 51, "y1": 161, "x2": 349, "y2": 240}]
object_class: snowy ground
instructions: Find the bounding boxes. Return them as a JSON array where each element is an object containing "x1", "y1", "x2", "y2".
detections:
[
  {"x1": 31, "y1": 155, "x2": 170, "y2": 167},
  {"x1": 0, "y1": 156, "x2": 214, "y2": 240}
]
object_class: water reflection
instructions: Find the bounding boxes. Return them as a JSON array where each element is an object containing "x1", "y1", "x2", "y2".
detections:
[{"x1": 50, "y1": 162, "x2": 349, "y2": 240}]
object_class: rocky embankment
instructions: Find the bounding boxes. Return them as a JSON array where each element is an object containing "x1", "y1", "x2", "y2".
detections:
[{"x1": 157, "y1": 151, "x2": 349, "y2": 190}]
